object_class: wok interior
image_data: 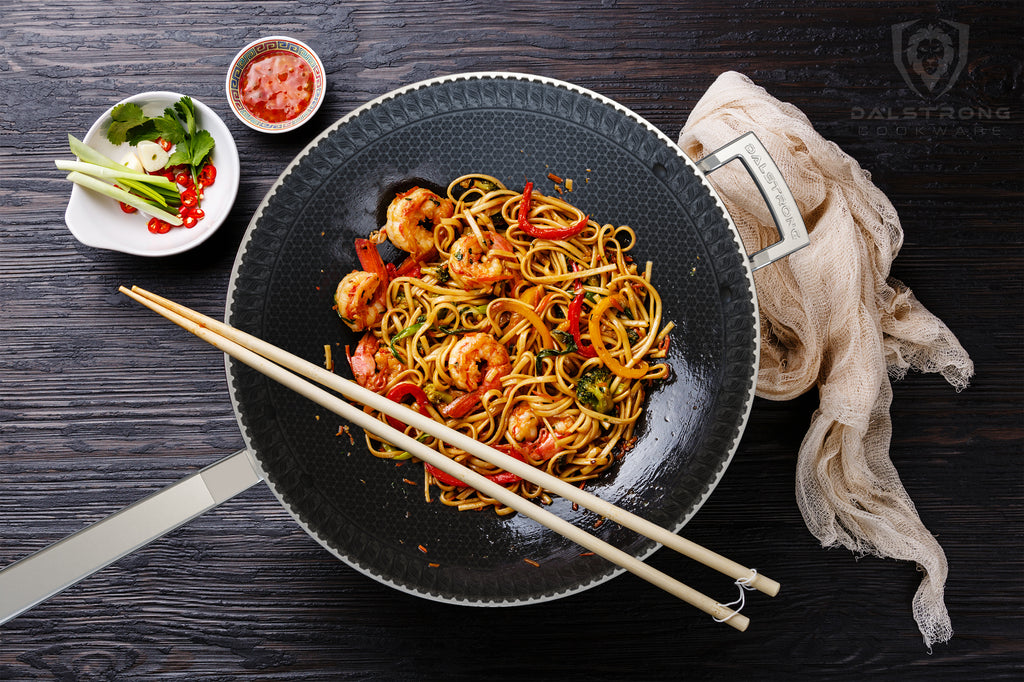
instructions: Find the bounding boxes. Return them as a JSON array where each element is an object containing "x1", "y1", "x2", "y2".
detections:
[{"x1": 227, "y1": 75, "x2": 756, "y2": 603}]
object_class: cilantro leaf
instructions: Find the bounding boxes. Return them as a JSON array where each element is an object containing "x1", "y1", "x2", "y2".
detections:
[
  {"x1": 124, "y1": 120, "x2": 161, "y2": 146},
  {"x1": 174, "y1": 96, "x2": 197, "y2": 138},
  {"x1": 188, "y1": 129, "x2": 215, "y2": 166},
  {"x1": 106, "y1": 103, "x2": 146, "y2": 145},
  {"x1": 154, "y1": 111, "x2": 187, "y2": 145},
  {"x1": 166, "y1": 145, "x2": 191, "y2": 168},
  {"x1": 166, "y1": 129, "x2": 215, "y2": 169},
  {"x1": 102, "y1": 95, "x2": 215, "y2": 198}
]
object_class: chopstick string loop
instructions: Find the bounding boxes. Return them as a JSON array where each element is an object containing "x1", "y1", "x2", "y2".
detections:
[{"x1": 712, "y1": 568, "x2": 759, "y2": 623}]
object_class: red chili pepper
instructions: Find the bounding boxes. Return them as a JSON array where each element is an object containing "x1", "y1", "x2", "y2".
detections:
[
  {"x1": 567, "y1": 266, "x2": 598, "y2": 358},
  {"x1": 147, "y1": 217, "x2": 172, "y2": 234},
  {"x1": 118, "y1": 201, "x2": 137, "y2": 214},
  {"x1": 384, "y1": 383, "x2": 432, "y2": 431},
  {"x1": 198, "y1": 163, "x2": 217, "y2": 187},
  {"x1": 425, "y1": 447, "x2": 524, "y2": 487},
  {"x1": 180, "y1": 187, "x2": 198, "y2": 207},
  {"x1": 516, "y1": 181, "x2": 588, "y2": 240}
]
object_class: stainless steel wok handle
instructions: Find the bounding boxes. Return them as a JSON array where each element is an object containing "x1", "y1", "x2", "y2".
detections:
[
  {"x1": 0, "y1": 449, "x2": 263, "y2": 625},
  {"x1": 696, "y1": 131, "x2": 810, "y2": 270}
]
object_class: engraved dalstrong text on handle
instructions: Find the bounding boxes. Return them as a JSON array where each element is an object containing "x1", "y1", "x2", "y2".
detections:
[{"x1": 695, "y1": 132, "x2": 810, "y2": 270}]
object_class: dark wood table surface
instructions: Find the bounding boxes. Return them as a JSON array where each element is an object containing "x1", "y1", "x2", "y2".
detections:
[{"x1": 2, "y1": 1, "x2": 1021, "y2": 679}]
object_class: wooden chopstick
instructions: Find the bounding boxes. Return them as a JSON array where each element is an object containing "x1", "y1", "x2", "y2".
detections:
[
  {"x1": 121, "y1": 285, "x2": 774, "y2": 629},
  {"x1": 127, "y1": 285, "x2": 779, "y2": 598}
]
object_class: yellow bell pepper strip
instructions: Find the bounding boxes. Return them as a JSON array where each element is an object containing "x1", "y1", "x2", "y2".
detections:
[
  {"x1": 488, "y1": 298, "x2": 554, "y2": 350},
  {"x1": 587, "y1": 294, "x2": 651, "y2": 379}
]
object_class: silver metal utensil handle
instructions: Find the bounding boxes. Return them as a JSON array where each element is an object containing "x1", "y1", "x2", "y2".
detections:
[
  {"x1": 696, "y1": 132, "x2": 810, "y2": 270},
  {"x1": 0, "y1": 448, "x2": 263, "y2": 625}
]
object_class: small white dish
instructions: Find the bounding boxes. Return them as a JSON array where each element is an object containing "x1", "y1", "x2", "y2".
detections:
[{"x1": 63, "y1": 91, "x2": 240, "y2": 257}]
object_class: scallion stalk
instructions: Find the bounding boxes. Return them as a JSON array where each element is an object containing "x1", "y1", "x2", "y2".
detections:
[
  {"x1": 67, "y1": 134, "x2": 125, "y2": 171},
  {"x1": 115, "y1": 177, "x2": 174, "y2": 208},
  {"x1": 54, "y1": 159, "x2": 177, "y2": 190},
  {"x1": 65, "y1": 172, "x2": 182, "y2": 225}
]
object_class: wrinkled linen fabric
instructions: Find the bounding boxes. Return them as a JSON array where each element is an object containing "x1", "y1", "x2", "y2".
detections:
[{"x1": 678, "y1": 71, "x2": 974, "y2": 648}]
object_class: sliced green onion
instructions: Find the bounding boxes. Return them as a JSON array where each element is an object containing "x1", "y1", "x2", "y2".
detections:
[
  {"x1": 54, "y1": 159, "x2": 177, "y2": 190},
  {"x1": 65, "y1": 172, "x2": 182, "y2": 225},
  {"x1": 115, "y1": 177, "x2": 173, "y2": 207},
  {"x1": 389, "y1": 316, "x2": 428, "y2": 360},
  {"x1": 68, "y1": 134, "x2": 124, "y2": 171}
]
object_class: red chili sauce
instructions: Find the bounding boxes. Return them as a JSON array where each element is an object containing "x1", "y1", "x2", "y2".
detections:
[{"x1": 240, "y1": 51, "x2": 315, "y2": 123}]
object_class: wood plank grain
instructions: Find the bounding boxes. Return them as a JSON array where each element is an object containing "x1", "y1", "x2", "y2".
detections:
[{"x1": 1, "y1": 0, "x2": 1021, "y2": 678}]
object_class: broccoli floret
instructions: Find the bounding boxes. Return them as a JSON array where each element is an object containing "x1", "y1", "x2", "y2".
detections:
[
  {"x1": 423, "y1": 383, "x2": 454, "y2": 405},
  {"x1": 575, "y1": 366, "x2": 614, "y2": 414}
]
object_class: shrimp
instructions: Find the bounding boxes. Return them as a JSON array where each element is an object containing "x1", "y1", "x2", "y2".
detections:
[
  {"x1": 347, "y1": 331, "x2": 401, "y2": 393},
  {"x1": 548, "y1": 413, "x2": 577, "y2": 434},
  {"x1": 447, "y1": 231, "x2": 518, "y2": 289},
  {"x1": 447, "y1": 332, "x2": 511, "y2": 392},
  {"x1": 334, "y1": 270, "x2": 386, "y2": 332},
  {"x1": 508, "y1": 402, "x2": 541, "y2": 442},
  {"x1": 385, "y1": 187, "x2": 455, "y2": 259},
  {"x1": 507, "y1": 403, "x2": 574, "y2": 460},
  {"x1": 335, "y1": 238, "x2": 391, "y2": 332}
]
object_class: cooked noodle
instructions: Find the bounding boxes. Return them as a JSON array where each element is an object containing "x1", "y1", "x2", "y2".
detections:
[{"x1": 336, "y1": 174, "x2": 671, "y2": 514}]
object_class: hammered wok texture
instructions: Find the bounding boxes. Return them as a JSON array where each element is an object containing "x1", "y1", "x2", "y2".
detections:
[{"x1": 226, "y1": 74, "x2": 757, "y2": 604}]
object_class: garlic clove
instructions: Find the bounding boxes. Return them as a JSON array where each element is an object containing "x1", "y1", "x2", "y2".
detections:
[
  {"x1": 120, "y1": 150, "x2": 144, "y2": 173},
  {"x1": 136, "y1": 140, "x2": 170, "y2": 173}
]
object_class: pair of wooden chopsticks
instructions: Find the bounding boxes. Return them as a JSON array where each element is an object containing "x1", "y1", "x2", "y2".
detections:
[{"x1": 120, "y1": 285, "x2": 779, "y2": 631}]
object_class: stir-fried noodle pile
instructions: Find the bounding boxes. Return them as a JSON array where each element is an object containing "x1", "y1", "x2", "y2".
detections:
[{"x1": 334, "y1": 174, "x2": 672, "y2": 514}]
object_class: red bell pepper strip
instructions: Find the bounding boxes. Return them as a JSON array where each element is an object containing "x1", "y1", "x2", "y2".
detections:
[
  {"x1": 386, "y1": 255, "x2": 422, "y2": 281},
  {"x1": 567, "y1": 267, "x2": 598, "y2": 358},
  {"x1": 384, "y1": 382, "x2": 432, "y2": 431},
  {"x1": 517, "y1": 181, "x2": 534, "y2": 232},
  {"x1": 425, "y1": 446, "x2": 525, "y2": 487},
  {"x1": 517, "y1": 181, "x2": 588, "y2": 240}
]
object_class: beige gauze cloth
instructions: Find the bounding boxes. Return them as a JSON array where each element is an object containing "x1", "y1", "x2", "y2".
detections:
[{"x1": 678, "y1": 72, "x2": 974, "y2": 648}]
